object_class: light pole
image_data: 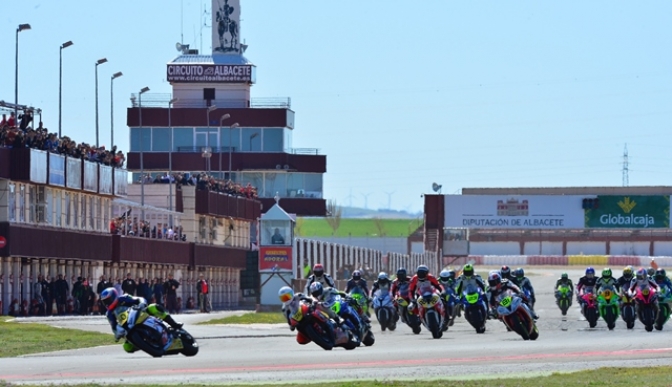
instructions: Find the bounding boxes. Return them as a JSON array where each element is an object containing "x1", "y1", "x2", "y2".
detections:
[
  {"x1": 110, "y1": 71, "x2": 123, "y2": 147},
  {"x1": 95, "y1": 57, "x2": 108, "y2": 147},
  {"x1": 205, "y1": 105, "x2": 217, "y2": 174},
  {"x1": 58, "y1": 40, "x2": 73, "y2": 137},
  {"x1": 139, "y1": 86, "x2": 150, "y2": 214},
  {"x1": 249, "y1": 132, "x2": 259, "y2": 151},
  {"x1": 228, "y1": 122, "x2": 240, "y2": 182},
  {"x1": 15, "y1": 23, "x2": 31, "y2": 122},
  {"x1": 218, "y1": 113, "x2": 231, "y2": 179},
  {"x1": 168, "y1": 97, "x2": 178, "y2": 212}
]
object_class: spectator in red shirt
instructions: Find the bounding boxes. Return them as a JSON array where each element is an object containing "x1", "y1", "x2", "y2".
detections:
[{"x1": 7, "y1": 112, "x2": 16, "y2": 127}]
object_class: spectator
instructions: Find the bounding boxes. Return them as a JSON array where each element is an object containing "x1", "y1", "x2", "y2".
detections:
[
  {"x1": 271, "y1": 228, "x2": 285, "y2": 245},
  {"x1": 153, "y1": 277, "x2": 165, "y2": 306},
  {"x1": 79, "y1": 279, "x2": 94, "y2": 315},
  {"x1": 138, "y1": 278, "x2": 152, "y2": 302},
  {"x1": 163, "y1": 274, "x2": 180, "y2": 314},
  {"x1": 196, "y1": 273, "x2": 210, "y2": 313},
  {"x1": 54, "y1": 274, "x2": 69, "y2": 315},
  {"x1": 121, "y1": 273, "x2": 137, "y2": 295},
  {"x1": 113, "y1": 278, "x2": 122, "y2": 295},
  {"x1": 72, "y1": 276, "x2": 83, "y2": 313}
]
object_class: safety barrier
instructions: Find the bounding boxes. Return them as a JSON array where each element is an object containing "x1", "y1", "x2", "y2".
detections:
[{"x1": 441, "y1": 255, "x2": 668, "y2": 268}]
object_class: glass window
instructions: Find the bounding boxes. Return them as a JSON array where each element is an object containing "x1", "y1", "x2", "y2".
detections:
[
  {"x1": 240, "y1": 172, "x2": 264, "y2": 195},
  {"x1": 286, "y1": 173, "x2": 303, "y2": 197},
  {"x1": 19, "y1": 185, "x2": 25, "y2": 222},
  {"x1": 55, "y1": 190, "x2": 62, "y2": 227},
  {"x1": 263, "y1": 129, "x2": 283, "y2": 152},
  {"x1": 284, "y1": 128, "x2": 293, "y2": 152},
  {"x1": 28, "y1": 186, "x2": 36, "y2": 223},
  {"x1": 45, "y1": 188, "x2": 52, "y2": 225},
  {"x1": 8, "y1": 183, "x2": 15, "y2": 222},
  {"x1": 152, "y1": 128, "x2": 170, "y2": 151},
  {"x1": 305, "y1": 174, "x2": 323, "y2": 198},
  {"x1": 65, "y1": 192, "x2": 71, "y2": 226},
  {"x1": 173, "y1": 128, "x2": 194, "y2": 152},
  {"x1": 220, "y1": 127, "x2": 241, "y2": 152},
  {"x1": 130, "y1": 128, "x2": 151, "y2": 152},
  {"x1": 73, "y1": 193, "x2": 79, "y2": 228},
  {"x1": 261, "y1": 220, "x2": 291, "y2": 246},
  {"x1": 242, "y1": 128, "x2": 261, "y2": 152},
  {"x1": 263, "y1": 172, "x2": 286, "y2": 198}
]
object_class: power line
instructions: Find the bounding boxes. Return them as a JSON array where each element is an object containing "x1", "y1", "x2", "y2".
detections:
[{"x1": 622, "y1": 143, "x2": 629, "y2": 187}]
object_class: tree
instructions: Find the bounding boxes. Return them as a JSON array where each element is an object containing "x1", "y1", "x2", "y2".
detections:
[
  {"x1": 325, "y1": 200, "x2": 342, "y2": 236},
  {"x1": 373, "y1": 217, "x2": 386, "y2": 237},
  {"x1": 294, "y1": 217, "x2": 304, "y2": 237}
]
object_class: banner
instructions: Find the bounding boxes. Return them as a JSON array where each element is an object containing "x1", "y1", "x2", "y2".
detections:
[
  {"x1": 585, "y1": 196, "x2": 670, "y2": 228},
  {"x1": 444, "y1": 195, "x2": 585, "y2": 229},
  {"x1": 259, "y1": 246, "x2": 293, "y2": 272},
  {"x1": 166, "y1": 64, "x2": 254, "y2": 83}
]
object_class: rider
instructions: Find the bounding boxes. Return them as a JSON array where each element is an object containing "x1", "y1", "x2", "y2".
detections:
[
  {"x1": 278, "y1": 286, "x2": 315, "y2": 344},
  {"x1": 345, "y1": 270, "x2": 370, "y2": 295},
  {"x1": 100, "y1": 287, "x2": 183, "y2": 353},
  {"x1": 408, "y1": 265, "x2": 444, "y2": 315},
  {"x1": 554, "y1": 273, "x2": 574, "y2": 305},
  {"x1": 390, "y1": 267, "x2": 412, "y2": 322},
  {"x1": 628, "y1": 267, "x2": 659, "y2": 294},
  {"x1": 513, "y1": 268, "x2": 536, "y2": 308},
  {"x1": 370, "y1": 272, "x2": 392, "y2": 298},
  {"x1": 652, "y1": 268, "x2": 672, "y2": 294},
  {"x1": 455, "y1": 264, "x2": 487, "y2": 294},
  {"x1": 304, "y1": 263, "x2": 335, "y2": 294},
  {"x1": 309, "y1": 282, "x2": 362, "y2": 339},
  {"x1": 616, "y1": 266, "x2": 635, "y2": 292},
  {"x1": 576, "y1": 267, "x2": 598, "y2": 306},
  {"x1": 500, "y1": 265, "x2": 513, "y2": 282},
  {"x1": 439, "y1": 268, "x2": 459, "y2": 322},
  {"x1": 647, "y1": 267, "x2": 656, "y2": 279},
  {"x1": 595, "y1": 268, "x2": 618, "y2": 293},
  {"x1": 486, "y1": 271, "x2": 538, "y2": 320}
]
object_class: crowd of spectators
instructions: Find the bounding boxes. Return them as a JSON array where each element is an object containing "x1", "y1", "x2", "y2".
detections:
[
  {"x1": 0, "y1": 110, "x2": 125, "y2": 167},
  {"x1": 138, "y1": 172, "x2": 258, "y2": 199},
  {"x1": 109, "y1": 211, "x2": 186, "y2": 241}
]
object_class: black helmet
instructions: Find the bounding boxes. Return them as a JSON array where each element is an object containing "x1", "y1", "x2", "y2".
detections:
[
  {"x1": 501, "y1": 265, "x2": 511, "y2": 278},
  {"x1": 439, "y1": 269, "x2": 455, "y2": 282},
  {"x1": 352, "y1": 270, "x2": 361, "y2": 281},
  {"x1": 416, "y1": 265, "x2": 429, "y2": 280},
  {"x1": 647, "y1": 267, "x2": 656, "y2": 277},
  {"x1": 488, "y1": 271, "x2": 502, "y2": 288},
  {"x1": 515, "y1": 267, "x2": 525, "y2": 279},
  {"x1": 655, "y1": 268, "x2": 667, "y2": 282},
  {"x1": 396, "y1": 267, "x2": 407, "y2": 281}
]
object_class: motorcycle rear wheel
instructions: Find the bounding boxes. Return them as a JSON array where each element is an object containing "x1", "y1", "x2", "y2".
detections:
[
  {"x1": 179, "y1": 331, "x2": 199, "y2": 357},
  {"x1": 129, "y1": 327, "x2": 164, "y2": 358},
  {"x1": 304, "y1": 324, "x2": 334, "y2": 351}
]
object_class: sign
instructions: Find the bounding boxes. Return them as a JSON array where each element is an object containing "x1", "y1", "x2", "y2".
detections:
[
  {"x1": 166, "y1": 64, "x2": 254, "y2": 83},
  {"x1": 259, "y1": 246, "x2": 293, "y2": 272},
  {"x1": 0, "y1": 236, "x2": 6, "y2": 249},
  {"x1": 444, "y1": 195, "x2": 585, "y2": 229},
  {"x1": 585, "y1": 196, "x2": 670, "y2": 228},
  {"x1": 212, "y1": 0, "x2": 242, "y2": 54}
]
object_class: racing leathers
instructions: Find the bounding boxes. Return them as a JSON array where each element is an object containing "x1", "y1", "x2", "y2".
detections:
[
  {"x1": 576, "y1": 275, "x2": 598, "y2": 305},
  {"x1": 487, "y1": 279, "x2": 538, "y2": 320},
  {"x1": 408, "y1": 274, "x2": 443, "y2": 315},
  {"x1": 304, "y1": 272, "x2": 335, "y2": 295},
  {"x1": 106, "y1": 294, "x2": 182, "y2": 353},
  {"x1": 595, "y1": 276, "x2": 619, "y2": 293},
  {"x1": 628, "y1": 277, "x2": 659, "y2": 294},
  {"x1": 516, "y1": 275, "x2": 536, "y2": 308},
  {"x1": 390, "y1": 277, "x2": 412, "y2": 323},
  {"x1": 616, "y1": 275, "x2": 634, "y2": 293},
  {"x1": 555, "y1": 278, "x2": 574, "y2": 305},
  {"x1": 653, "y1": 276, "x2": 672, "y2": 295},
  {"x1": 345, "y1": 278, "x2": 369, "y2": 296},
  {"x1": 315, "y1": 287, "x2": 363, "y2": 340}
]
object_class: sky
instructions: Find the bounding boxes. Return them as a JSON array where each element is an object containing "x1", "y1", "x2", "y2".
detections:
[{"x1": 2, "y1": 1, "x2": 671, "y2": 214}]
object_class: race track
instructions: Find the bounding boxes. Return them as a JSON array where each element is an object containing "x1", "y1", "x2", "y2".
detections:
[{"x1": 2, "y1": 267, "x2": 672, "y2": 385}]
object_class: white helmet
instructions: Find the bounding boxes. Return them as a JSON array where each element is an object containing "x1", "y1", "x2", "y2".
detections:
[{"x1": 278, "y1": 286, "x2": 294, "y2": 304}]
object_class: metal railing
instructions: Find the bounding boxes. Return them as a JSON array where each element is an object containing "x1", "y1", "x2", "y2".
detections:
[
  {"x1": 129, "y1": 93, "x2": 290, "y2": 109},
  {"x1": 290, "y1": 148, "x2": 320, "y2": 155}
]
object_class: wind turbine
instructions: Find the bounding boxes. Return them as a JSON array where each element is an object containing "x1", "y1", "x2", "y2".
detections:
[
  {"x1": 344, "y1": 188, "x2": 356, "y2": 208},
  {"x1": 384, "y1": 191, "x2": 395, "y2": 210},
  {"x1": 361, "y1": 192, "x2": 372, "y2": 209}
]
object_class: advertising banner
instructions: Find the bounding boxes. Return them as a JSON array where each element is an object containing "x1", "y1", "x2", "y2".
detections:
[
  {"x1": 444, "y1": 195, "x2": 585, "y2": 229},
  {"x1": 585, "y1": 196, "x2": 670, "y2": 228},
  {"x1": 259, "y1": 246, "x2": 293, "y2": 272},
  {"x1": 166, "y1": 64, "x2": 253, "y2": 83}
]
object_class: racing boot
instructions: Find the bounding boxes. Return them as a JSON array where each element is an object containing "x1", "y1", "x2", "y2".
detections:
[{"x1": 164, "y1": 315, "x2": 184, "y2": 330}]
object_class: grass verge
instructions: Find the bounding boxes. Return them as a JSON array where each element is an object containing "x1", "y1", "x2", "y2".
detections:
[
  {"x1": 296, "y1": 218, "x2": 422, "y2": 238},
  {"x1": 198, "y1": 312, "x2": 285, "y2": 325},
  {"x1": 0, "y1": 316, "x2": 113, "y2": 358}
]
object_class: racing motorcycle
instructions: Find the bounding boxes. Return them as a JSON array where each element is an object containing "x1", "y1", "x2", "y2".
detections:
[
  {"x1": 495, "y1": 290, "x2": 539, "y2": 341},
  {"x1": 394, "y1": 287, "x2": 422, "y2": 334},
  {"x1": 461, "y1": 283, "x2": 488, "y2": 334},
  {"x1": 556, "y1": 283, "x2": 572, "y2": 316},
  {"x1": 113, "y1": 305, "x2": 198, "y2": 358},
  {"x1": 441, "y1": 285, "x2": 459, "y2": 329},
  {"x1": 348, "y1": 287, "x2": 370, "y2": 318},
  {"x1": 634, "y1": 285, "x2": 658, "y2": 332},
  {"x1": 619, "y1": 286, "x2": 637, "y2": 330},
  {"x1": 579, "y1": 287, "x2": 599, "y2": 328},
  {"x1": 346, "y1": 293, "x2": 376, "y2": 346},
  {"x1": 324, "y1": 292, "x2": 366, "y2": 344},
  {"x1": 288, "y1": 298, "x2": 358, "y2": 350},
  {"x1": 416, "y1": 285, "x2": 445, "y2": 339},
  {"x1": 372, "y1": 289, "x2": 397, "y2": 332},
  {"x1": 597, "y1": 285, "x2": 620, "y2": 330},
  {"x1": 655, "y1": 286, "x2": 671, "y2": 331}
]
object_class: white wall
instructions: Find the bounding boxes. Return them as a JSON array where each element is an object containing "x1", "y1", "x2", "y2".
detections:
[
  {"x1": 470, "y1": 242, "x2": 520, "y2": 255},
  {"x1": 654, "y1": 242, "x2": 672, "y2": 256},
  {"x1": 306, "y1": 237, "x2": 408, "y2": 254},
  {"x1": 610, "y1": 241, "x2": 650, "y2": 256},
  {"x1": 523, "y1": 241, "x2": 563, "y2": 255},
  {"x1": 566, "y1": 242, "x2": 606, "y2": 255},
  {"x1": 411, "y1": 241, "x2": 424, "y2": 254}
]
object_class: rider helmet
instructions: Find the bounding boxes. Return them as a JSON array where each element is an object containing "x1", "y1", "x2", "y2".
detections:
[
  {"x1": 560, "y1": 272, "x2": 569, "y2": 282},
  {"x1": 439, "y1": 269, "x2": 455, "y2": 283},
  {"x1": 647, "y1": 267, "x2": 656, "y2": 277},
  {"x1": 100, "y1": 287, "x2": 119, "y2": 311},
  {"x1": 352, "y1": 270, "x2": 362, "y2": 281},
  {"x1": 377, "y1": 272, "x2": 390, "y2": 284},
  {"x1": 463, "y1": 264, "x2": 474, "y2": 277},
  {"x1": 416, "y1": 265, "x2": 429, "y2": 280},
  {"x1": 278, "y1": 286, "x2": 294, "y2": 304},
  {"x1": 309, "y1": 281, "x2": 324, "y2": 299},
  {"x1": 515, "y1": 267, "x2": 525, "y2": 279},
  {"x1": 585, "y1": 267, "x2": 595, "y2": 278},
  {"x1": 623, "y1": 266, "x2": 633, "y2": 279},
  {"x1": 488, "y1": 271, "x2": 502, "y2": 288},
  {"x1": 601, "y1": 268, "x2": 612, "y2": 278},
  {"x1": 654, "y1": 268, "x2": 667, "y2": 282},
  {"x1": 501, "y1": 265, "x2": 511, "y2": 278},
  {"x1": 313, "y1": 263, "x2": 324, "y2": 278},
  {"x1": 636, "y1": 268, "x2": 647, "y2": 281},
  {"x1": 396, "y1": 267, "x2": 407, "y2": 281}
]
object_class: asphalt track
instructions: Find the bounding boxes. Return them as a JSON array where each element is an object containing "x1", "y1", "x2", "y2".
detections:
[{"x1": 2, "y1": 266, "x2": 672, "y2": 385}]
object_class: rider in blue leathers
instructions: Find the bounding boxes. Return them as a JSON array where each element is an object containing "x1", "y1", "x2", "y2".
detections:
[{"x1": 310, "y1": 282, "x2": 363, "y2": 341}]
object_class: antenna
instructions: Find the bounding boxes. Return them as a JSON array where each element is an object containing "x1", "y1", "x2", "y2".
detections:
[
  {"x1": 622, "y1": 143, "x2": 629, "y2": 187},
  {"x1": 432, "y1": 182, "x2": 442, "y2": 193},
  {"x1": 384, "y1": 191, "x2": 395, "y2": 210},
  {"x1": 361, "y1": 192, "x2": 373, "y2": 210},
  {"x1": 181, "y1": 0, "x2": 184, "y2": 45}
]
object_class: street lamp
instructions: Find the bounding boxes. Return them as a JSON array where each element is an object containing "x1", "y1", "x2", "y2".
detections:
[
  {"x1": 168, "y1": 97, "x2": 178, "y2": 211},
  {"x1": 95, "y1": 58, "x2": 108, "y2": 147},
  {"x1": 15, "y1": 23, "x2": 31, "y2": 122},
  {"x1": 110, "y1": 72, "x2": 123, "y2": 147},
  {"x1": 249, "y1": 132, "x2": 259, "y2": 151},
  {"x1": 218, "y1": 113, "x2": 231, "y2": 178},
  {"x1": 58, "y1": 40, "x2": 73, "y2": 137},
  {"x1": 228, "y1": 122, "x2": 240, "y2": 182},
  {"x1": 139, "y1": 86, "x2": 150, "y2": 213},
  {"x1": 205, "y1": 105, "x2": 217, "y2": 174}
]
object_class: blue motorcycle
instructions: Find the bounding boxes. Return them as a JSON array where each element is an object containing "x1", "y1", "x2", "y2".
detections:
[
  {"x1": 461, "y1": 283, "x2": 488, "y2": 334},
  {"x1": 441, "y1": 286, "x2": 459, "y2": 330}
]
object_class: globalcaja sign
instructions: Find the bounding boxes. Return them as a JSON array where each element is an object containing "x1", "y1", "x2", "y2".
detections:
[
  {"x1": 166, "y1": 64, "x2": 254, "y2": 83},
  {"x1": 585, "y1": 196, "x2": 670, "y2": 228}
]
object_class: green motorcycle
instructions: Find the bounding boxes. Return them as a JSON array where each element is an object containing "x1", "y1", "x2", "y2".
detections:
[
  {"x1": 597, "y1": 285, "x2": 620, "y2": 330},
  {"x1": 655, "y1": 286, "x2": 671, "y2": 331},
  {"x1": 556, "y1": 284, "x2": 572, "y2": 316}
]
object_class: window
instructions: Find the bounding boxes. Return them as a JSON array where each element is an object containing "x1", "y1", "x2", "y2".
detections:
[
  {"x1": 28, "y1": 186, "x2": 36, "y2": 223},
  {"x1": 65, "y1": 192, "x2": 71, "y2": 227},
  {"x1": 73, "y1": 193, "x2": 79, "y2": 228},
  {"x1": 284, "y1": 128, "x2": 293, "y2": 152},
  {"x1": 130, "y1": 128, "x2": 151, "y2": 152},
  {"x1": 173, "y1": 128, "x2": 194, "y2": 151},
  {"x1": 152, "y1": 128, "x2": 171, "y2": 151},
  {"x1": 54, "y1": 190, "x2": 62, "y2": 226},
  {"x1": 264, "y1": 172, "x2": 286, "y2": 198},
  {"x1": 220, "y1": 126, "x2": 240, "y2": 152},
  {"x1": 19, "y1": 185, "x2": 25, "y2": 222},
  {"x1": 89, "y1": 196, "x2": 95, "y2": 230},
  {"x1": 261, "y1": 220, "x2": 291, "y2": 246},
  {"x1": 242, "y1": 128, "x2": 261, "y2": 151},
  {"x1": 286, "y1": 173, "x2": 303, "y2": 197},
  {"x1": 263, "y1": 128, "x2": 283, "y2": 152},
  {"x1": 8, "y1": 183, "x2": 15, "y2": 222},
  {"x1": 304, "y1": 174, "x2": 323, "y2": 198}
]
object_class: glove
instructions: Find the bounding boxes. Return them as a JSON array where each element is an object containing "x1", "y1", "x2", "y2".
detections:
[{"x1": 289, "y1": 325, "x2": 296, "y2": 332}]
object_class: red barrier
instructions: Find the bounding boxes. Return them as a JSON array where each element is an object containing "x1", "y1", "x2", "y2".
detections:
[
  {"x1": 608, "y1": 256, "x2": 642, "y2": 266},
  {"x1": 528, "y1": 255, "x2": 568, "y2": 265}
]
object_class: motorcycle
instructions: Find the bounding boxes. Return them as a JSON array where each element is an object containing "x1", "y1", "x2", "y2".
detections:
[
  {"x1": 372, "y1": 289, "x2": 397, "y2": 332},
  {"x1": 461, "y1": 283, "x2": 488, "y2": 334},
  {"x1": 619, "y1": 286, "x2": 637, "y2": 330},
  {"x1": 597, "y1": 285, "x2": 620, "y2": 330},
  {"x1": 441, "y1": 285, "x2": 460, "y2": 329},
  {"x1": 287, "y1": 299, "x2": 358, "y2": 350},
  {"x1": 113, "y1": 305, "x2": 198, "y2": 358},
  {"x1": 394, "y1": 290, "x2": 422, "y2": 334},
  {"x1": 495, "y1": 290, "x2": 539, "y2": 341},
  {"x1": 324, "y1": 292, "x2": 365, "y2": 344},
  {"x1": 348, "y1": 287, "x2": 370, "y2": 317},
  {"x1": 345, "y1": 293, "x2": 376, "y2": 346},
  {"x1": 655, "y1": 286, "x2": 671, "y2": 331},
  {"x1": 556, "y1": 284, "x2": 572, "y2": 316},
  {"x1": 416, "y1": 286, "x2": 445, "y2": 339},
  {"x1": 633, "y1": 285, "x2": 658, "y2": 332},
  {"x1": 579, "y1": 287, "x2": 599, "y2": 328}
]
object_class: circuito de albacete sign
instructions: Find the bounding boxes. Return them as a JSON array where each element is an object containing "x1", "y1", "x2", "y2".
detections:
[{"x1": 166, "y1": 64, "x2": 253, "y2": 83}]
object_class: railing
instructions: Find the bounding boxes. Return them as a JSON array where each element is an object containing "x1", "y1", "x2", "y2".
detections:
[
  {"x1": 177, "y1": 146, "x2": 235, "y2": 153},
  {"x1": 290, "y1": 148, "x2": 320, "y2": 155},
  {"x1": 129, "y1": 93, "x2": 291, "y2": 109}
]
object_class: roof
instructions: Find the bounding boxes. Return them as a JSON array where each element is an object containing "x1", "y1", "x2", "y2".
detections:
[
  {"x1": 168, "y1": 54, "x2": 254, "y2": 66},
  {"x1": 262, "y1": 202, "x2": 295, "y2": 222}
]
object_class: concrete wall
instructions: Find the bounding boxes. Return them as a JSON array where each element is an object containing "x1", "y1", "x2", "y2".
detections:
[
  {"x1": 654, "y1": 242, "x2": 672, "y2": 256},
  {"x1": 610, "y1": 241, "x2": 650, "y2": 256},
  {"x1": 523, "y1": 241, "x2": 564, "y2": 255},
  {"x1": 304, "y1": 237, "x2": 408, "y2": 254},
  {"x1": 470, "y1": 242, "x2": 520, "y2": 255},
  {"x1": 566, "y1": 242, "x2": 606, "y2": 255}
]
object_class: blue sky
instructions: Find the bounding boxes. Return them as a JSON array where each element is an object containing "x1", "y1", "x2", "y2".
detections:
[{"x1": 2, "y1": 1, "x2": 671, "y2": 213}]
